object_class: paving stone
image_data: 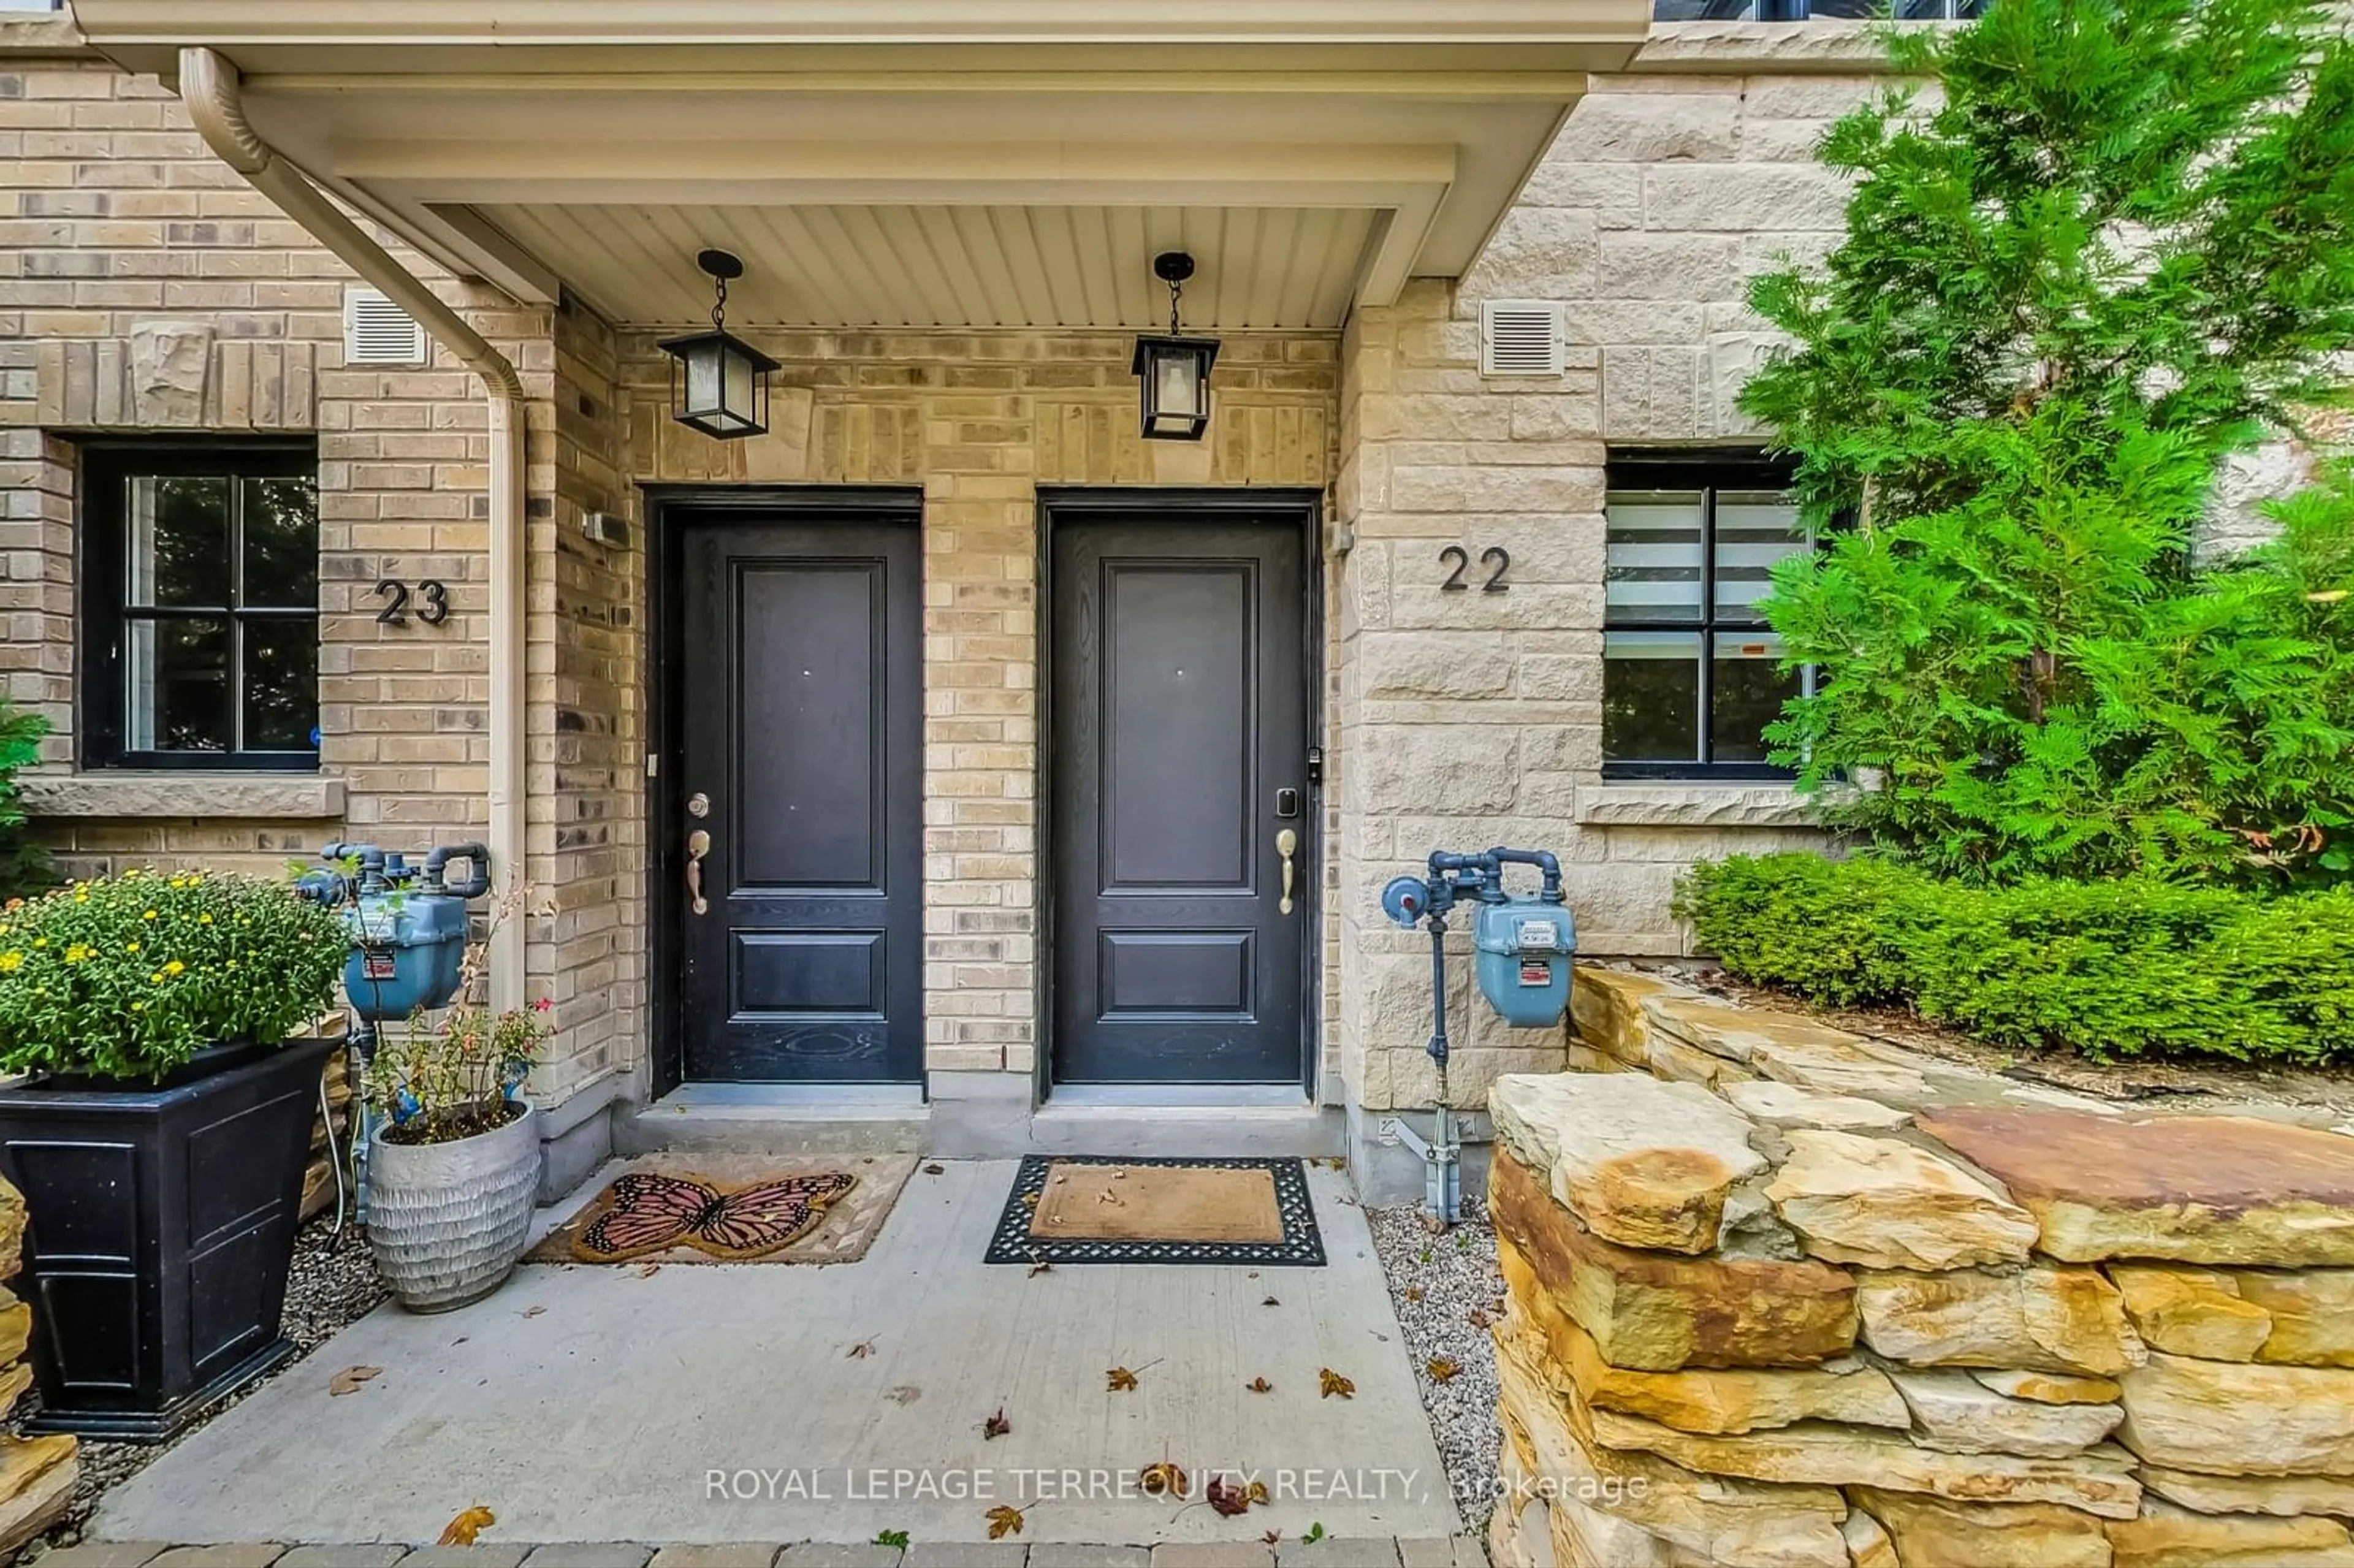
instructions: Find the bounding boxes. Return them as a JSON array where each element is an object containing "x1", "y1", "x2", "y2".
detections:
[
  {"x1": 147, "y1": 1551, "x2": 291, "y2": 1568},
  {"x1": 775, "y1": 1548, "x2": 903, "y2": 1568},
  {"x1": 1027, "y1": 1547, "x2": 1149, "y2": 1568},
  {"x1": 646, "y1": 1551, "x2": 782, "y2": 1568},
  {"x1": 1275, "y1": 1539, "x2": 1400, "y2": 1567},
  {"x1": 1493, "y1": 1147, "x2": 1857, "y2": 1372},
  {"x1": 1393, "y1": 1542, "x2": 1457, "y2": 1568},
  {"x1": 520, "y1": 1549, "x2": 653, "y2": 1568},
  {"x1": 278, "y1": 1550, "x2": 413, "y2": 1568},
  {"x1": 1149, "y1": 1546, "x2": 1276, "y2": 1568},
  {"x1": 1918, "y1": 1108, "x2": 2354, "y2": 1265},
  {"x1": 899, "y1": 1543, "x2": 1017, "y2": 1568},
  {"x1": 1489, "y1": 1071, "x2": 1766, "y2": 1254},
  {"x1": 34, "y1": 1547, "x2": 175, "y2": 1568},
  {"x1": 398, "y1": 1550, "x2": 532, "y2": 1568}
]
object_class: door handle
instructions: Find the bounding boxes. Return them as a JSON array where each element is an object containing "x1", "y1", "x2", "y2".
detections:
[
  {"x1": 1276, "y1": 828, "x2": 1299, "y2": 916},
  {"x1": 685, "y1": 828, "x2": 711, "y2": 916}
]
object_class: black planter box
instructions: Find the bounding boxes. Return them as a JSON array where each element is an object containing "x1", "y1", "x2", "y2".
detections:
[{"x1": 0, "y1": 1037, "x2": 334, "y2": 1442}]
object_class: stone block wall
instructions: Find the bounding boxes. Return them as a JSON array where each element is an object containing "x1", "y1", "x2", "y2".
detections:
[
  {"x1": 1331, "y1": 64, "x2": 1886, "y2": 1116},
  {"x1": 1486, "y1": 964, "x2": 2354, "y2": 1567}
]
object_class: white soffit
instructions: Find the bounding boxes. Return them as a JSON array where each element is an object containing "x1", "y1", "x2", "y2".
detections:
[
  {"x1": 471, "y1": 204, "x2": 1381, "y2": 330},
  {"x1": 76, "y1": 3, "x2": 1651, "y2": 321}
]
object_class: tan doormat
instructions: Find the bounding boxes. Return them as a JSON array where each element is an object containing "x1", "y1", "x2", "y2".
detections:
[
  {"x1": 1032, "y1": 1162, "x2": 1285, "y2": 1243},
  {"x1": 525, "y1": 1152, "x2": 915, "y2": 1266},
  {"x1": 985, "y1": 1155, "x2": 1326, "y2": 1266}
]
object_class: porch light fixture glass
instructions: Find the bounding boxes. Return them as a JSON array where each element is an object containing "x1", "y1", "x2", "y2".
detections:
[
  {"x1": 659, "y1": 248, "x2": 779, "y2": 441},
  {"x1": 1132, "y1": 251, "x2": 1220, "y2": 441}
]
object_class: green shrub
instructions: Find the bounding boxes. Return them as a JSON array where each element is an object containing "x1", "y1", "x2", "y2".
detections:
[
  {"x1": 1739, "y1": 0, "x2": 2354, "y2": 886},
  {"x1": 0, "y1": 868, "x2": 349, "y2": 1083},
  {"x1": 1676, "y1": 854, "x2": 2354, "y2": 1061},
  {"x1": 0, "y1": 701, "x2": 56, "y2": 904}
]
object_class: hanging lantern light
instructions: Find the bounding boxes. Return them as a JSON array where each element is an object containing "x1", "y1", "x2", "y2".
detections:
[
  {"x1": 659, "y1": 248, "x2": 779, "y2": 440},
  {"x1": 1130, "y1": 251, "x2": 1220, "y2": 442}
]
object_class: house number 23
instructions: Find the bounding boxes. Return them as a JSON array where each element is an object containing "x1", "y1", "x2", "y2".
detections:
[
  {"x1": 1438, "y1": 545, "x2": 1511, "y2": 593},
  {"x1": 373, "y1": 578, "x2": 450, "y2": 627}
]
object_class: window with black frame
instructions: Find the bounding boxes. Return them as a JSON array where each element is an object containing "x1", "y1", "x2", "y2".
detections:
[
  {"x1": 80, "y1": 444, "x2": 321, "y2": 771},
  {"x1": 1602, "y1": 452, "x2": 1812, "y2": 778}
]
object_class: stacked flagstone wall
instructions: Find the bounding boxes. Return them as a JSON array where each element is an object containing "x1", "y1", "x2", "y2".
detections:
[
  {"x1": 0, "y1": 1176, "x2": 74, "y2": 1554},
  {"x1": 1487, "y1": 964, "x2": 2354, "y2": 1568}
]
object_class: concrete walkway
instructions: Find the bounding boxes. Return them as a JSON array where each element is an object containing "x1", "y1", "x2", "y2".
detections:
[{"x1": 93, "y1": 1162, "x2": 1460, "y2": 1551}]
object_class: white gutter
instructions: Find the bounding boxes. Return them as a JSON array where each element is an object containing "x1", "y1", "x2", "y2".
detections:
[{"x1": 180, "y1": 46, "x2": 528, "y2": 1013}]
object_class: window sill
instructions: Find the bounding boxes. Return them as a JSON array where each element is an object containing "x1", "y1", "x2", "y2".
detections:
[
  {"x1": 18, "y1": 772, "x2": 345, "y2": 821},
  {"x1": 1575, "y1": 782, "x2": 1817, "y2": 829}
]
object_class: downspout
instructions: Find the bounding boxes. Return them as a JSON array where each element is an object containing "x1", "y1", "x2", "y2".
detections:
[{"x1": 180, "y1": 47, "x2": 528, "y2": 1013}]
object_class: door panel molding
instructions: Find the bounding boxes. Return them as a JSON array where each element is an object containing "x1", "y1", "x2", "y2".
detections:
[
  {"x1": 1038, "y1": 487, "x2": 1325, "y2": 1093},
  {"x1": 646, "y1": 485, "x2": 926, "y2": 1098}
]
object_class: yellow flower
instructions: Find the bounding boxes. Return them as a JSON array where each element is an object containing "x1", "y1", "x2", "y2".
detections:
[
  {"x1": 197, "y1": 913, "x2": 213, "y2": 925},
  {"x1": 0, "y1": 953, "x2": 21, "y2": 974},
  {"x1": 164, "y1": 960, "x2": 185, "y2": 976},
  {"x1": 29, "y1": 938, "x2": 44, "y2": 949},
  {"x1": 125, "y1": 942, "x2": 140, "y2": 953},
  {"x1": 143, "y1": 910, "x2": 158, "y2": 921},
  {"x1": 131, "y1": 1000, "x2": 145, "y2": 1012},
  {"x1": 151, "y1": 972, "x2": 164, "y2": 984},
  {"x1": 64, "y1": 944, "x2": 91, "y2": 963},
  {"x1": 74, "y1": 892, "x2": 88, "y2": 904}
]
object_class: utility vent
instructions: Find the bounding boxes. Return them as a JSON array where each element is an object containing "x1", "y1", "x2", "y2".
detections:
[
  {"x1": 343, "y1": 287, "x2": 429, "y2": 367},
  {"x1": 1480, "y1": 300, "x2": 1566, "y2": 378}
]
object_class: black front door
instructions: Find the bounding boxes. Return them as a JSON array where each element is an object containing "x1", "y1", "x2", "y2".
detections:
[
  {"x1": 1049, "y1": 504, "x2": 1312, "y2": 1085},
  {"x1": 676, "y1": 511, "x2": 923, "y2": 1083}
]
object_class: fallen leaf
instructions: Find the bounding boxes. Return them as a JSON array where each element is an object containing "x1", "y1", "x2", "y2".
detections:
[
  {"x1": 1404, "y1": 1285, "x2": 1425, "y2": 1303},
  {"x1": 1319, "y1": 1368, "x2": 1356, "y2": 1400},
  {"x1": 1139, "y1": 1461, "x2": 1189, "y2": 1498},
  {"x1": 983, "y1": 1407, "x2": 1011, "y2": 1441},
  {"x1": 1428, "y1": 1357, "x2": 1463, "y2": 1383},
  {"x1": 1468, "y1": 1307, "x2": 1493, "y2": 1331},
  {"x1": 1261, "y1": 1296, "x2": 1281, "y2": 1307},
  {"x1": 520, "y1": 1304, "x2": 547, "y2": 1319},
  {"x1": 1245, "y1": 1376, "x2": 1273, "y2": 1394},
  {"x1": 848, "y1": 1338, "x2": 878, "y2": 1360},
  {"x1": 328, "y1": 1365, "x2": 382, "y2": 1396},
  {"x1": 1305, "y1": 1522, "x2": 1327, "y2": 1544},
  {"x1": 1027, "y1": 1258, "x2": 1054, "y2": 1277},
  {"x1": 635, "y1": 1263, "x2": 662, "y2": 1279},
  {"x1": 1206, "y1": 1474, "x2": 1254, "y2": 1517},
  {"x1": 1248, "y1": 1480, "x2": 1270, "y2": 1505},
  {"x1": 923, "y1": 1163, "x2": 945, "y2": 1176},
  {"x1": 1106, "y1": 1366, "x2": 1138, "y2": 1392},
  {"x1": 438, "y1": 1507, "x2": 495, "y2": 1547},
  {"x1": 1262, "y1": 1529, "x2": 1282, "y2": 1547},
  {"x1": 1021, "y1": 1193, "x2": 1040, "y2": 1208},
  {"x1": 985, "y1": 1504, "x2": 1025, "y2": 1540}
]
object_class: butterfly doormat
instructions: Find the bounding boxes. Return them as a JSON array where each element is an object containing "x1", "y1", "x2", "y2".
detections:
[
  {"x1": 525, "y1": 1153, "x2": 915, "y2": 1266},
  {"x1": 984, "y1": 1155, "x2": 1325, "y2": 1267}
]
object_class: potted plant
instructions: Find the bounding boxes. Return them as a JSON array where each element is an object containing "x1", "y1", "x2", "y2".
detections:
[
  {"x1": 360, "y1": 985, "x2": 550, "y2": 1312},
  {"x1": 0, "y1": 868, "x2": 348, "y2": 1441}
]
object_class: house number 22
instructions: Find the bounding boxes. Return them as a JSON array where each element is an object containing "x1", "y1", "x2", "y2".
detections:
[
  {"x1": 373, "y1": 578, "x2": 450, "y2": 627},
  {"x1": 1438, "y1": 545, "x2": 1511, "y2": 593}
]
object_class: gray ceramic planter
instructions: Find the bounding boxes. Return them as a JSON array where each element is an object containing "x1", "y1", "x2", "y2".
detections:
[{"x1": 367, "y1": 1100, "x2": 541, "y2": 1312}]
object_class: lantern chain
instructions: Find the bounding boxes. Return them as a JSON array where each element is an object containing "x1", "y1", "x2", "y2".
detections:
[
  {"x1": 1167, "y1": 273, "x2": 1184, "y2": 337},
  {"x1": 712, "y1": 273, "x2": 728, "y2": 334}
]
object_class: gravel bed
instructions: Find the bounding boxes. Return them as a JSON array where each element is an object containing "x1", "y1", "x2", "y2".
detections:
[
  {"x1": 1366, "y1": 1203, "x2": 1505, "y2": 1529},
  {"x1": 23, "y1": 1212, "x2": 388, "y2": 1562}
]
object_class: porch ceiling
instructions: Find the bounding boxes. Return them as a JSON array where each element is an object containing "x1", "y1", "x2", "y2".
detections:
[
  {"x1": 474, "y1": 204, "x2": 1381, "y2": 331},
  {"x1": 74, "y1": 1, "x2": 1653, "y2": 327}
]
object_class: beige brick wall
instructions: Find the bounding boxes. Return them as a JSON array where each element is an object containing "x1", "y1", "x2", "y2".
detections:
[{"x1": 613, "y1": 329, "x2": 1340, "y2": 1085}]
